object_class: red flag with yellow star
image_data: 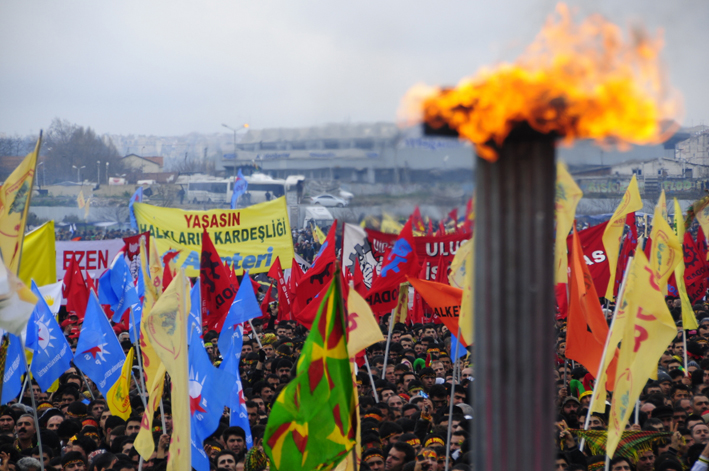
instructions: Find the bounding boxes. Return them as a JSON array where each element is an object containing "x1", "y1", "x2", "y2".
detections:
[{"x1": 264, "y1": 276, "x2": 356, "y2": 471}]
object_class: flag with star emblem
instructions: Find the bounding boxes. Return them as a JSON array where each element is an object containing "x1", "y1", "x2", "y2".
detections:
[
  {"x1": 74, "y1": 293, "x2": 126, "y2": 396},
  {"x1": 264, "y1": 277, "x2": 356, "y2": 471},
  {"x1": 27, "y1": 281, "x2": 73, "y2": 392},
  {"x1": 1, "y1": 332, "x2": 26, "y2": 404},
  {"x1": 189, "y1": 327, "x2": 234, "y2": 444}
]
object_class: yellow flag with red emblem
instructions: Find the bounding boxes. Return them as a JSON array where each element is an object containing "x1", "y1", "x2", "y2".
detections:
[
  {"x1": 648, "y1": 191, "x2": 682, "y2": 296},
  {"x1": 606, "y1": 250, "x2": 677, "y2": 458},
  {"x1": 105, "y1": 347, "x2": 134, "y2": 419},
  {"x1": 602, "y1": 175, "x2": 643, "y2": 299},
  {"x1": 346, "y1": 286, "x2": 384, "y2": 358},
  {"x1": 134, "y1": 362, "x2": 167, "y2": 460},
  {"x1": 673, "y1": 198, "x2": 697, "y2": 330}
]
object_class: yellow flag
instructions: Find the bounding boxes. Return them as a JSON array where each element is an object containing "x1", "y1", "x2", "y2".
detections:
[
  {"x1": 602, "y1": 175, "x2": 643, "y2": 299},
  {"x1": 381, "y1": 213, "x2": 403, "y2": 234},
  {"x1": 143, "y1": 271, "x2": 190, "y2": 471},
  {"x1": 106, "y1": 347, "x2": 135, "y2": 420},
  {"x1": 19, "y1": 221, "x2": 56, "y2": 287},
  {"x1": 449, "y1": 238, "x2": 473, "y2": 345},
  {"x1": 674, "y1": 199, "x2": 697, "y2": 330},
  {"x1": 77, "y1": 191, "x2": 86, "y2": 209},
  {"x1": 149, "y1": 239, "x2": 163, "y2": 297},
  {"x1": 606, "y1": 251, "x2": 677, "y2": 458},
  {"x1": 135, "y1": 362, "x2": 167, "y2": 460},
  {"x1": 84, "y1": 197, "x2": 91, "y2": 220},
  {"x1": 346, "y1": 287, "x2": 384, "y2": 358},
  {"x1": 393, "y1": 282, "x2": 410, "y2": 325},
  {"x1": 138, "y1": 236, "x2": 164, "y2": 389},
  {"x1": 0, "y1": 136, "x2": 40, "y2": 274},
  {"x1": 555, "y1": 162, "x2": 583, "y2": 284},
  {"x1": 312, "y1": 224, "x2": 326, "y2": 245},
  {"x1": 648, "y1": 191, "x2": 682, "y2": 296}
]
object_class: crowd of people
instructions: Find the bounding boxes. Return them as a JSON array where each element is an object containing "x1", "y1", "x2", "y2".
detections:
[
  {"x1": 554, "y1": 300, "x2": 709, "y2": 471},
  {"x1": 54, "y1": 229, "x2": 138, "y2": 242}
]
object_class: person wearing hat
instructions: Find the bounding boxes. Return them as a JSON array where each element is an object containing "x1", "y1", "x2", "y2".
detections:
[
  {"x1": 362, "y1": 448, "x2": 386, "y2": 471},
  {"x1": 579, "y1": 390, "x2": 593, "y2": 408},
  {"x1": 653, "y1": 405, "x2": 675, "y2": 431},
  {"x1": 418, "y1": 368, "x2": 436, "y2": 393},
  {"x1": 0, "y1": 408, "x2": 17, "y2": 433}
]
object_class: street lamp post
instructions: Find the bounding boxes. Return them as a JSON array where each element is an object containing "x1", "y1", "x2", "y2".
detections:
[
  {"x1": 97, "y1": 161, "x2": 101, "y2": 186},
  {"x1": 37, "y1": 162, "x2": 45, "y2": 188},
  {"x1": 222, "y1": 123, "x2": 249, "y2": 180},
  {"x1": 106, "y1": 162, "x2": 110, "y2": 184},
  {"x1": 72, "y1": 165, "x2": 86, "y2": 183}
]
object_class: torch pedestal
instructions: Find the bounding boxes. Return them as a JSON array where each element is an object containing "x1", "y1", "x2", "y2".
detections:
[{"x1": 473, "y1": 131, "x2": 556, "y2": 471}]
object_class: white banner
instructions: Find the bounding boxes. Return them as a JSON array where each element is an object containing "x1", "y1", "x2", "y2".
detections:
[{"x1": 55, "y1": 239, "x2": 125, "y2": 281}]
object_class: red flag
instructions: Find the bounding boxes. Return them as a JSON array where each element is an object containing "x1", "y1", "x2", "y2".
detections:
[
  {"x1": 426, "y1": 220, "x2": 434, "y2": 236},
  {"x1": 293, "y1": 282, "x2": 330, "y2": 330},
  {"x1": 565, "y1": 221, "x2": 610, "y2": 297},
  {"x1": 294, "y1": 223, "x2": 337, "y2": 312},
  {"x1": 566, "y1": 226, "x2": 612, "y2": 379},
  {"x1": 268, "y1": 257, "x2": 292, "y2": 321},
  {"x1": 412, "y1": 207, "x2": 426, "y2": 232},
  {"x1": 63, "y1": 255, "x2": 89, "y2": 319},
  {"x1": 697, "y1": 226, "x2": 708, "y2": 263},
  {"x1": 288, "y1": 258, "x2": 304, "y2": 305},
  {"x1": 200, "y1": 230, "x2": 239, "y2": 332},
  {"x1": 437, "y1": 222, "x2": 446, "y2": 237},
  {"x1": 367, "y1": 219, "x2": 419, "y2": 313},
  {"x1": 260, "y1": 282, "x2": 274, "y2": 317},
  {"x1": 684, "y1": 231, "x2": 709, "y2": 303},
  {"x1": 555, "y1": 283, "x2": 568, "y2": 320},
  {"x1": 448, "y1": 208, "x2": 459, "y2": 233},
  {"x1": 406, "y1": 276, "x2": 466, "y2": 346},
  {"x1": 161, "y1": 251, "x2": 180, "y2": 290},
  {"x1": 85, "y1": 273, "x2": 97, "y2": 296}
]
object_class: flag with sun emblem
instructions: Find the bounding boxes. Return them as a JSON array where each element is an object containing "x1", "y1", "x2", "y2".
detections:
[
  {"x1": 27, "y1": 281, "x2": 73, "y2": 391},
  {"x1": 75, "y1": 293, "x2": 126, "y2": 396},
  {"x1": 264, "y1": 277, "x2": 356, "y2": 471}
]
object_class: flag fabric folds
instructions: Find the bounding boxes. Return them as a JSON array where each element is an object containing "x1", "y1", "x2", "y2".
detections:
[
  {"x1": 346, "y1": 286, "x2": 384, "y2": 358},
  {"x1": 555, "y1": 162, "x2": 583, "y2": 284},
  {"x1": 27, "y1": 281, "x2": 73, "y2": 392},
  {"x1": 1, "y1": 333, "x2": 26, "y2": 405},
  {"x1": 606, "y1": 251, "x2": 677, "y2": 458},
  {"x1": 19, "y1": 220, "x2": 56, "y2": 287},
  {"x1": 219, "y1": 325, "x2": 253, "y2": 447},
  {"x1": 602, "y1": 175, "x2": 643, "y2": 299},
  {"x1": 0, "y1": 135, "x2": 40, "y2": 274},
  {"x1": 264, "y1": 279, "x2": 356, "y2": 471},
  {"x1": 98, "y1": 255, "x2": 140, "y2": 322},
  {"x1": 268, "y1": 257, "x2": 291, "y2": 320},
  {"x1": 647, "y1": 192, "x2": 682, "y2": 297},
  {"x1": 673, "y1": 199, "x2": 697, "y2": 330},
  {"x1": 407, "y1": 277, "x2": 466, "y2": 347},
  {"x1": 231, "y1": 169, "x2": 248, "y2": 209},
  {"x1": 75, "y1": 293, "x2": 126, "y2": 396},
  {"x1": 189, "y1": 328, "x2": 234, "y2": 453},
  {"x1": 295, "y1": 223, "x2": 337, "y2": 312},
  {"x1": 200, "y1": 231, "x2": 238, "y2": 332},
  {"x1": 0, "y1": 261, "x2": 38, "y2": 338},
  {"x1": 447, "y1": 238, "x2": 473, "y2": 346},
  {"x1": 135, "y1": 362, "x2": 167, "y2": 460},
  {"x1": 218, "y1": 274, "x2": 261, "y2": 355},
  {"x1": 566, "y1": 227, "x2": 611, "y2": 378},
  {"x1": 143, "y1": 270, "x2": 191, "y2": 471},
  {"x1": 106, "y1": 347, "x2": 135, "y2": 420},
  {"x1": 188, "y1": 282, "x2": 203, "y2": 345},
  {"x1": 37, "y1": 281, "x2": 63, "y2": 315},
  {"x1": 62, "y1": 255, "x2": 89, "y2": 319}
]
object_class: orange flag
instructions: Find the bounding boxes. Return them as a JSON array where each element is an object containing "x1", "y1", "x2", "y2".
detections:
[
  {"x1": 406, "y1": 276, "x2": 466, "y2": 346},
  {"x1": 567, "y1": 226, "x2": 614, "y2": 380}
]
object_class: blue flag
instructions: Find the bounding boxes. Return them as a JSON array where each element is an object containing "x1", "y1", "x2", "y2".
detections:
[
  {"x1": 128, "y1": 302, "x2": 143, "y2": 344},
  {"x1": 98, "y1": 255, "x2": 140, "y2": 322},
  {"x1": 1, "y1": 333, "x2": 26, "y2": 405},
  {"x1": 129, "y1": 187, "x2": 143, "y2": 230},
  {"x1": 189, "y1": 328, "x2": 234, "y2": 447},
  {"x1": 219, "y1": 329, "x2": 252, "y2": 449},
  {"x1": 27, "y1": 281, "x2": 74, "y2": 392},
  {"x1": 192, "y1": 430, "x2": 211, "y2": 471},
  {"x1": 450, "y1": 333, "x2": 468, "y2": 359},
  {"x1": 231, "y1": 169, "x2": 248, "y2": 209},
  {"x1": 75, "y1": 293, "x2": 126, "y2": 396},
  {"x1": 218, "y1": 274, "x2": 260, "y2": 355},
  {"x1": 187, "y1": 283, "x2": 202, "y2": 346}
]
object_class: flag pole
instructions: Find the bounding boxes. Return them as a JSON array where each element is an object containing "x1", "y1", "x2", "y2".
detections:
[
  {"x1": 580, "y1": 256, "x2": 633, "y2": 452},
  {"x1": 78, "y1": 369, "x2": 96, "y2": 400},
  {"x1": 19, "y1": 337, "x2": 45, "y2": 471},
  {"x1": 130, "y1": 307, "x2": 148, "y2": 409},
  {"x1": 15, "y1": 131, "x2": 42, "y2": 276},
  {"x1": 19, "y1": 373, "x2": 30, "y2": 401},
  {"x1": 248, "y1": 319, "x2": 263, "y2": 349},
  {"x1": 683, "y1": 328, "x2": 689, "y2": 374},
  {"x1": 444, "y1": 328, "x2": 462, "y2": 471},
  {"x1": 363, "y1": 355, "x2": 379, "y2": 403},
  {"x1": 380, "y1": 310, "x2": 395, "y2": 379}
]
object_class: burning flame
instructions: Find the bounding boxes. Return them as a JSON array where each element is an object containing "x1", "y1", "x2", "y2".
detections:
[{"x1": 400, "y1": 3, "x2": 682, "y2": 161}]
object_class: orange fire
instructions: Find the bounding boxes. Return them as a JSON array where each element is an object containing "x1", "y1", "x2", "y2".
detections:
[{"x1": 400, "y1": 3, "x2": 682, "y2": 161}]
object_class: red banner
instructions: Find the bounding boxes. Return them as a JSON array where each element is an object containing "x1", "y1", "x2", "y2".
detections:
[{"x1": 565, "y1": 221, "x2": 610, "y2": 297}]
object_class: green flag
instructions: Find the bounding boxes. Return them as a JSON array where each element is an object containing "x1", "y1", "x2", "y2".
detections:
[{"x1": 264, "y1": 278, "x2": 356, "y2": 470}]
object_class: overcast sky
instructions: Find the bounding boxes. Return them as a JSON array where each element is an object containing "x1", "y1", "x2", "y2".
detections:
[{"x1": 1, "y1": 0, "x2": 707, "y2": 137}]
